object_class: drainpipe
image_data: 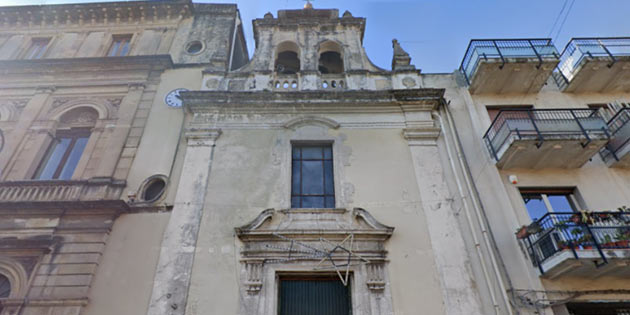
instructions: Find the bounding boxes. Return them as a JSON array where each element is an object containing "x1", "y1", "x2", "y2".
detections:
[{"x1": 435, "y1": 106, "x2": 515, "y2": 315}]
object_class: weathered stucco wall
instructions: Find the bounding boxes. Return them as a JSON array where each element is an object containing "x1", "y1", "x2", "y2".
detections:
[{"x1": 83, "y1": 212, "x2": 170, "y2": 315}]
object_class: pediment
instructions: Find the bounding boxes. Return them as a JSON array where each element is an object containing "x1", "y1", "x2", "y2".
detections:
[{"x1": 235, "y1": 208, "x2": 393, "y2": 242}]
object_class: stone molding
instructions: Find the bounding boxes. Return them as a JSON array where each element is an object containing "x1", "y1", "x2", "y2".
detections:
[
  {"x1": 235, "y1": 208, "x2": 394, "y2": 314},
  {"x1": 0, "y1": 177, "x2": 126, "y2": 204},
  {"x1": 184, "y1": 128, "x2": 221, "y2": 147},
  {"x1": 403, "y1": 127, "x2": 441, "y2": 146},
  {"x1": 282, "y1": 116, "x2": 340, "y2": 130}
]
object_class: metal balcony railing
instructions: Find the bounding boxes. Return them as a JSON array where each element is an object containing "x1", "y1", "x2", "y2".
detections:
[
  {"x1": 554, "y1": 37, "x2": 630, "y2": 86},
  {"x1": 483, "y1": 109, "x2": 609, "y2": 161},
  {"x1": 459, "y1": 39, "x2": 559, "y2": 85},
  {"x1": 519, "y1": 211, "x2": 630, "y2": 274},
  {"x1": 601, "y1": 108, "x2": 630, "y2": 162}
]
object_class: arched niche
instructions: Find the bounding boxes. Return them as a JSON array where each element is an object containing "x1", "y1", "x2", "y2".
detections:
[
  {"x1": 57, "y1": 106, "x2": 99, "y2": 129},
  {"x1": 0, "y1": 256, "x2": 29, "y2": 299},
  {"x1": 275, "y1": 41, "x2": 301, "y2": 74},
  {"x1": 318, "y1": 41, "x2": 344, "y2": 74}
]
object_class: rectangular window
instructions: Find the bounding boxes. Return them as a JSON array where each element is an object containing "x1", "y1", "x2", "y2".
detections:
[
  {"x1": 291, "y1": 144, "x2": 335, "y2": 208},
  {"x1": 34, "y1": 129, "x2": 90, "y2": 180},
  {"x1": 278, "y1": 276, "x2": 350, "y2": 315},
  {"x1": 520, "y1": 188, "x2": 578, "y2": 221},
  {"x1": 23, "y1": 38, "x2": 50, "y2": 59},
  {"x1": 108, "y1": 35, "x2": 132, "y2": 57}
]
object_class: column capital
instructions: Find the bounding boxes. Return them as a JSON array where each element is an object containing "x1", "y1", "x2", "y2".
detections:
[
  {"x1": 402, "y1": 127, "x2": 441, "y2": 146},
  {"x1": 185, "y1": 127, "x2": 221, "y2": 147}
]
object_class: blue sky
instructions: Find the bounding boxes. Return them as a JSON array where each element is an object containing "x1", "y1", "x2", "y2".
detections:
[{"x1": 2, "y1": 0, "x2": 630, "y2": 73}]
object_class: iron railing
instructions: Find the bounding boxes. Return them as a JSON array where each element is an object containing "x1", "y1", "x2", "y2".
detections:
[
  {"x1": 459, "y1": 39, "x2": 559, "y2": 85},
  {"x1": 483, "y1": 109, "x2": 609, "y2": 161},
  {"x1": 554, "y1": 37, "x2": 630, "y2": 87},
  {"x1": 601, "y1": 108, "x2": 630, "y2": 162},
  {"x1": 519, "y1": 211, "x2": 630, "y2": 274}
]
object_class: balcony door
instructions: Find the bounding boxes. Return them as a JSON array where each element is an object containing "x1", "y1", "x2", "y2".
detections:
[{"x1": 520, "y1": 188, "x2": 578, "y2": 222}]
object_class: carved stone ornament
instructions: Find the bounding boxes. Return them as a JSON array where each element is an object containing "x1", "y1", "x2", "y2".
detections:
[{"x1": 235, "y1": 208, "x2": 395, "y2": 315}]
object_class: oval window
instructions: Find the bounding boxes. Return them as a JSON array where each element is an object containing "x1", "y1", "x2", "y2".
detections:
[
  {"x1": 142, "y1": 178, "x2": 167, "y2": 202},
  {"x1": 186, "y1": 41, "x2": 204, "y2": 55}
]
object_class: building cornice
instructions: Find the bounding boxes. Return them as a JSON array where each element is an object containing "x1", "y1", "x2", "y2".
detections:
[
  {"x1": 0, "y1": 1, "x2": 193, "y2": 29},
  {"x1": 0, "y1": 55, "x2": 174, "y2": 74},
  {"x1": 182, "y1": 89, "x2": 445, "y2": 113}
]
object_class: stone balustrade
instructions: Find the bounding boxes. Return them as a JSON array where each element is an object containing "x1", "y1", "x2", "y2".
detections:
[{"x1": 0, "y1": 177, "x2": 125, "y2": 203}]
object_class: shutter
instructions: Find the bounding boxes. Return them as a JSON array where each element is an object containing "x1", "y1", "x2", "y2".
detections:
[{"x1": 279, "y1": 278, "x2": 350, "y2": 315}]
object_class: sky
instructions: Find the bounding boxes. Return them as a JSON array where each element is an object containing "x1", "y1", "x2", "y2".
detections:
[{"x1": 2, "y1": 0, "x2": 630, "y2": 73}]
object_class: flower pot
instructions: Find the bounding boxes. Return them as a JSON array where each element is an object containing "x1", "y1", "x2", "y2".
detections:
[
  {"x1": 616, "y1": 240, "x2": 630, "y2": 247},
  {"x1": 516, "y1": 226, "x2": 529, "y2": 239},
  {"x1": 604, "y1": 242, "x2": 617, "y2": 248}
]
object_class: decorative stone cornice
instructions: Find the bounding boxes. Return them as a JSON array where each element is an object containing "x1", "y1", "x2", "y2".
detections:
[
  {"x1": 403, "y1": 127, "x2": 441, "y2": 146},
  {"x1": 182, "y1": 89, "x2": 444, "y2": 113},
  {"x1": 185, "y1": 127, "x2": 221, "y2": 147},
  {"x1": 0, "y1": 55, "x2": 173, "y2": 75},
  {"x1": 0, "y1": 1, "x2": 192, "y2": 29}
]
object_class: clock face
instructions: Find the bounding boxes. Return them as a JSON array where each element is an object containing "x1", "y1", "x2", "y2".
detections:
[{"x1": 165, "y1": 88, "x2": 188, "y2": 108}]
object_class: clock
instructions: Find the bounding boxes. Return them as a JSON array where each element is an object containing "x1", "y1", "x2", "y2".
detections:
[{"x1": 164, "y1": 88, "x2": 188, "y2": 108}]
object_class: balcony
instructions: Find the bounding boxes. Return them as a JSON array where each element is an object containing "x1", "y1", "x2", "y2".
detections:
[
  {"x1": 601, "y1": 108, "x2": 630, "y2": 167},
  {"x1": 483, "y1": 109, "x2": 609, "y2": 169},
  {"x1": 460, "y1": 39, "x2": 560, "y2": 94},
  {"x1": 554, "y1": 38, "x2": 630, "y2": 92},
  {"x1": 0, "y1": 177, "x2": 125, "y2": 204},
  {"x1": 519, "y1": 211, "x2": 630, "y2": 278}
]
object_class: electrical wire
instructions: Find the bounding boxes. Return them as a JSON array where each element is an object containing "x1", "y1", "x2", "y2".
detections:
[
  {"x1": 547, "y1": 0, "x2": 569, "y2": 38},
  {"x1": 553, "y1": 0, "x2": 576, "y2": 41}
]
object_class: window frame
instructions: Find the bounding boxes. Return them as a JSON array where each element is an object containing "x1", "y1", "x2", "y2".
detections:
[
  {"x1": 22, "y1": 37, "x2": 51, "y2": 60},
  {"x1": 277, "y1": 274, "x2": 352, "y2": 315},
  {"x1": 33, "y1": 128, "x2": 91, "y2": 180},
  {"x1": 520, "y1": 188, "x2": 581, "y2": 221},
  {"x1": 107, "y1": 34, "x2": 133, "y2": 57},
  {"x1": 290, "y1": 143, "x2": 335, "y2": 209}
]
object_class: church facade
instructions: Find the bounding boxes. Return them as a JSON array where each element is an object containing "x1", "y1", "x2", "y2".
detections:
[{"x1": 0, "y1": 1, "x2": 629, "y2": 315}]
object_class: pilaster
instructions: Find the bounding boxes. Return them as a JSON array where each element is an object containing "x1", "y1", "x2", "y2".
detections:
[
  {"x1": 404, "y1": 118, "x2": 484, "y2": 315},
  {"x1": 146, "y1": 127, "x2": 221, "y2": 315}
]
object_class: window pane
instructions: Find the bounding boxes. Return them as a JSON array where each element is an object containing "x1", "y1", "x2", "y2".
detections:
[
  {"x1": 324, "y1": 146, "x2": 332, "y2": 159},
  {"x1": 279, "y1": 279, "x2": 350, "y2": 315},
  {"x1": 291, "y1": 197, "x2": 300, "y2": 208},
  {"x1": 547, "y1": 194, "x2": 575, "y2": 212},
  {"x1": 302, "y1": 196, "x2": 324, "y2": 208},
  {"x1": 58, "y1": 137, "x2": 88, "y2": 180},
  {"x1": 109, "y1": 41, "x2": 120, "y2": 56},
  {"x1": 324, "y1": 160, "x2": 334, "y2": 194},
  {"x1": 119, "y1": 41, "x2": 130, "y2": 56},
  {"x1": 36, "y1": 138, "x2": 71, "y2": 180},
  {"x1": 292, "y1": 161, "x2": 301, "y2": 195},
  {"x1": 522, "y1": 193, "x2": 548, "y2": 221},
  {"x1": 325, "y1": 197, "x2": 335, "y2": 208},
  {"x1": 292, "y1": 147, "x2": 300, "y2": 159},
  {"x1": 302, "y1": 161, "x2": 324, "y2": 194},
  {"x1": 302, "y1": 147, "x2": 322, "y2": 159}
]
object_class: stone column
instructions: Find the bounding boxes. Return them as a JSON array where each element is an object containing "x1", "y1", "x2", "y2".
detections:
[
  {"x1": 0, "y1": 86, "x2": 55, "y2": 180},
  {"x1": 93, "y1": 83, "x2": 145, "y2": 178},
  {"x1": 403, "y1": 124, "x2": 484, "y2": 315},
  {"x1": 146, "y1": 127, "x2": 221, "y2": 315}
]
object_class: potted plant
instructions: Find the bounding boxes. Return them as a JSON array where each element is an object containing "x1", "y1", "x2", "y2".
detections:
[
  {"x1": 516, "y1": 225, "x2": 529, "y2": 239},
  {"x1": 603, "y1": 234, "x2": 616, "y2": 248},
  {"x1": 615, "y1": 229, "x2": 630, "y2": 247},
  {"x1": 556, "y1": 240, "x2": 570, "y2": 250},
  {"x1": 578, "y1": 233, "x2": 593, "y2": 249}
]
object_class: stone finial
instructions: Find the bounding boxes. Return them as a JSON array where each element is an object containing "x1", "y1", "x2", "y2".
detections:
[
  {"x1": 342, "y1": 10, "x2": 353, "y2": 18},
  {"x1": 263, "y1": 12, "x2": 273, "y2": 19},
  {"x1": 391, "y1": 39, "x2": 416, "y2": 72},
  {"x1": 304, "y1": 0, "x2": 313, "y2": 9}
]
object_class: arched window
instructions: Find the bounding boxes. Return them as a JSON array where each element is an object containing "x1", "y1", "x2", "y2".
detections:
[
  {"x1": 34, "y1": 107, "x2": 98, "y2": 180},
  {"x1": 0, "y1": 274, "x2": 10, "y2": 298},
  {"x1": 275, "y1": 41, "x2": 300, "y2": 74},
  {"x1": 318, "y1": 41, "x2": 344, "y2": 74}
]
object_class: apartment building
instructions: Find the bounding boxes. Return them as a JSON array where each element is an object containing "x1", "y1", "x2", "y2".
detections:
[{"x1": 423, "y1": 38, "x2": 630, "y2": 315}]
